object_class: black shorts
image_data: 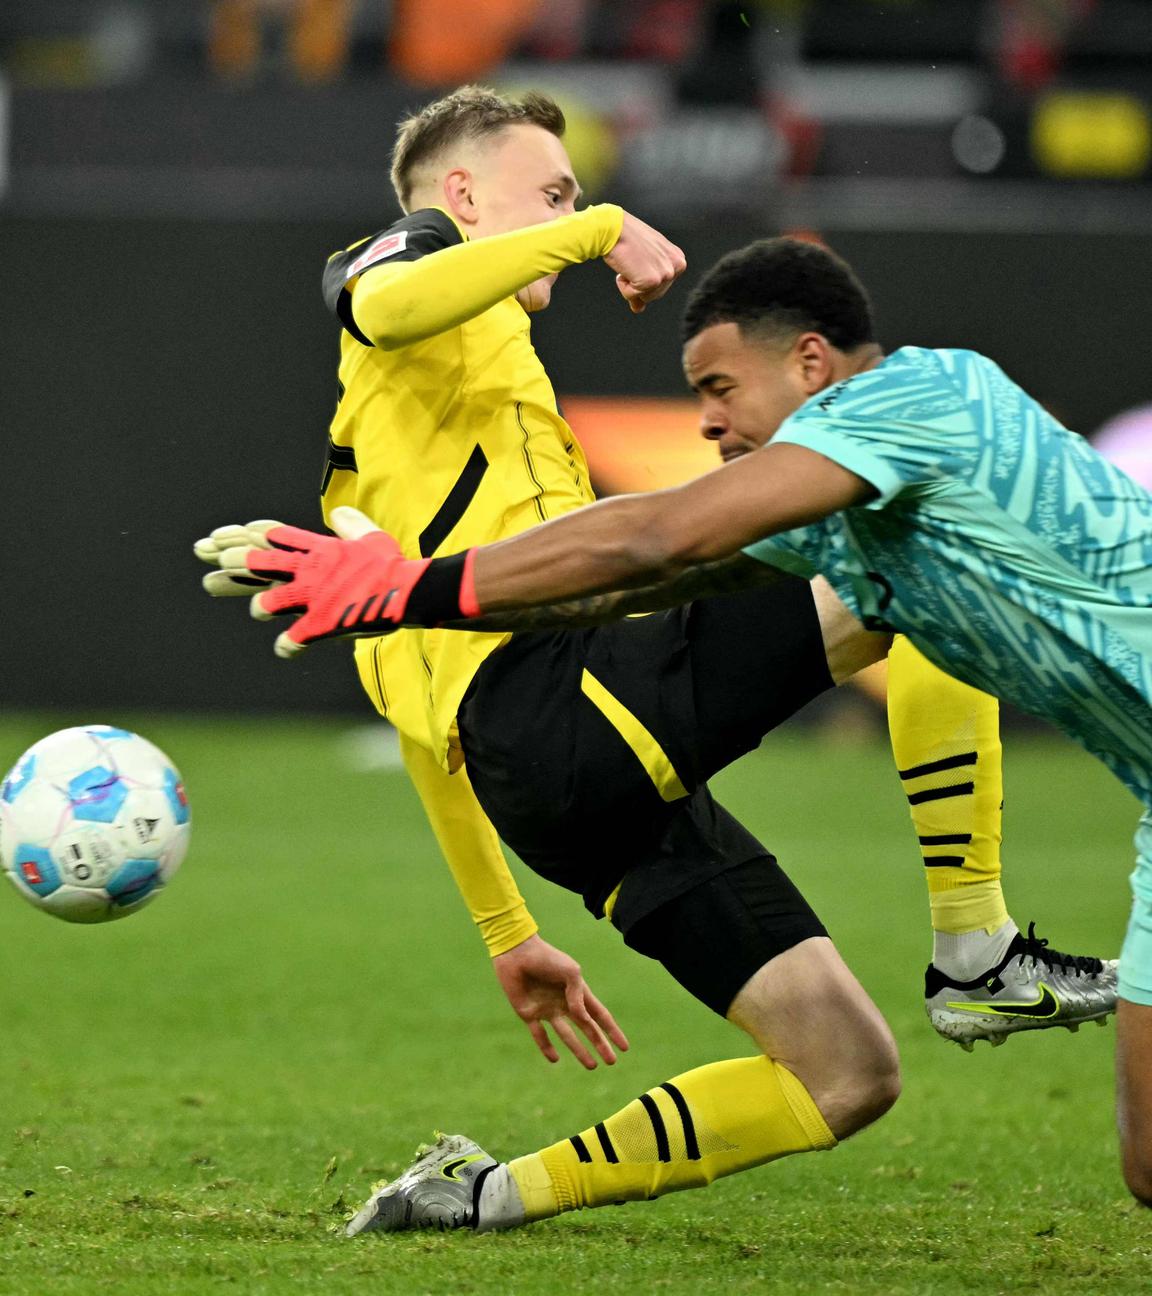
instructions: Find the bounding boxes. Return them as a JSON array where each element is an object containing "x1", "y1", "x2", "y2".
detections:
[
  {"x1": 457, "y1": 576, "x2": 834, "y2": 1010},
  {"x1": 623, "y1": 855, "x2": 827, "y2": 1015}
]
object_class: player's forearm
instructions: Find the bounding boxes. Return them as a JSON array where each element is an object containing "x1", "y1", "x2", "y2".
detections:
[
  {"x1": 458, "y1": 553, "x2": 787, "y2": 631},
  {"x1": 465, "y1": 445, "x2": 873, "y2": 616},
  {"x1": 465, "y1": 493, "x2": 699, "y2": 614},
  {"x1": 352, "y1": 205, "x2": 623, "y2": 349},
  {"x1": 399, "y1": 733, "x2": 538, "y2": 956},
  {"x1": 467, "y1": 483, "x2": 755, "y2": 614}
]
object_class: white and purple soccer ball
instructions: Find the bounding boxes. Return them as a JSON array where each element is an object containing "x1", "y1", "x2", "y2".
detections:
[{"x1": 0, "y1": 726, "x2": 189, "y2": 923}]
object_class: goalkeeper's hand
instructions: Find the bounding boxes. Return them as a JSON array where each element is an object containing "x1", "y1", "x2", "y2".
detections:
[
  {"x1": 195, "y1": 519, "x2": 287, "y2": 598},
  {"x1": 194, "y1": 507, "x2": 467, "y2": 658}
]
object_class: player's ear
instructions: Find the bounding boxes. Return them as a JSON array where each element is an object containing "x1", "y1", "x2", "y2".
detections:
[
  {"x1": 442, "y1": 167, "x2": 479, "y2": 226},
  {"x1": 795, "y1": 332, "x2": 834, "y2": 395}
]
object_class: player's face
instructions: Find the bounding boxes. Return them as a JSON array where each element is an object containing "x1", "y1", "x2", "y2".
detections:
[
  {"x1": 469, "y1": 124, "x2": 581, "y2": 312},
  {"x1": 683, "y1": 323, "x2": 817, "y2": 461}
]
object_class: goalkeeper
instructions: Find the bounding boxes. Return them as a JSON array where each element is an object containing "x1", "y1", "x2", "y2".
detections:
[{"x1": 198, "y1": 90, "x2": 1115, "y2": 1232}]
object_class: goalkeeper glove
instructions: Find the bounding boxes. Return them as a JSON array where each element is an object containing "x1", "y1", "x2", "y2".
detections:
[{"x1": 195, "y1": 507, "x2": 479, "y2": 658}]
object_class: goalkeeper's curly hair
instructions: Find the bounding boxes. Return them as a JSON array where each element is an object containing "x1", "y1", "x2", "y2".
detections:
[
  {"x1": 391, "y1": 85, "x2": 566, "y2": 210},
  {"x1": 681, "y1": 238, "x2": 877, "y2": 353}
]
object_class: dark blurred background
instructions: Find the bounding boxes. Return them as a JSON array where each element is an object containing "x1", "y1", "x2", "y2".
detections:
[{"x1": 3, "y1": 0, "x2": 1151, "y2": 714}]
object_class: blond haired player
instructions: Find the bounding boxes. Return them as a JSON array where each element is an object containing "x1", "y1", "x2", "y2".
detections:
[{"x1": 315, "y1": 86, "x2": 683, "y2": 1068}]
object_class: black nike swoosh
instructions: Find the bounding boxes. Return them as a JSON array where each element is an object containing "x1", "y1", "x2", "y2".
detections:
[{"x1": 946, "y1": 984, "x2": 1060, "y2": 1019}]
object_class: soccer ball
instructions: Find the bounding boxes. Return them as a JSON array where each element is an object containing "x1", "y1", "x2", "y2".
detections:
[{"x1": 0, "y1": 725, "x2": 189, "y2": 923}]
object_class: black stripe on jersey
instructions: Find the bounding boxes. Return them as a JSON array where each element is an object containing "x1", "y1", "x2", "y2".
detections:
[
  {"x1": 323, "y1": 208, "x2": 462, "y2": 344},
  {"x1": 370, "y1": 638, "x2": 389, "y2": 716},
  {"x1": 515, "y1": 401, "x2": 548, "y2": 523},
  {"x1": 919, "y1": 833, "x2": 972, "y2": 845},
  {"x1": 594, "y1": 1123, "x2": 619, "y2": 1163},
  {"x1": 335, "y1": 291, "x2": 374, "y2": 347},
  {"x1": 563, "y1": 437, "x2": 585, "y2": 494},
  {"x1": 569, "y1": 1134, "x2": 593, "y2": 1164},
  {"x1": 907, "y1": 782, "x2": 975, "y2": 805},
  {"x1": 638, "y1": 1093, "x2": 671, "y2": 1163},
  {"x1": 659, "y1": 1083, "x2": 700, "y2": 1161},
  {"x1": 320, "y1": 436, "x2": 358, "y2": 496},
  {"x1": 923, "y1": 856, "x2": 967, "y2": 868},
  {"x1": 418, "y1": 443, "x2": 489, "y2": 557},
  {"x1": 897, "y1": 752, "x2": 977, "y2": 780}
]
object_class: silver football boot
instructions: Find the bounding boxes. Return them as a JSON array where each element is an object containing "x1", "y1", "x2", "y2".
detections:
[
  {"x1": 926, "y1": 922, "x2": 1117, "y2": 1050},
  {"x1": 344, "y1": 1133, "x2": 498, "y2": 1236}
]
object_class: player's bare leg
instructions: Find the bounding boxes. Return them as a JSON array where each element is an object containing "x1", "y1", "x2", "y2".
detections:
[
  {"x1": 1115, "y1": 870, "x2": 1152, "y2": 1205},
  {"x1": 345, "y1": 936, "x2": 899, "y2": 1235},
  {"x1": 809, "y1": 576, "x2": 890, "y2": 687},
  {"x1": 726, "y1": 937, "x2": 901, "y2": 1139},
  {"x1": 1116, "y1": 1000, "x2": 1152, "y2": 1204}
]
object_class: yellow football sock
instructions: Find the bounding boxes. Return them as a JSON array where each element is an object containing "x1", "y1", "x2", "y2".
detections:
[
  {"x1": 507, "y1": 1056, "x2": 835, "y2": 1219},
  {"x1": 886, "y1": 636, "x2": 1009, "y2": 936}
]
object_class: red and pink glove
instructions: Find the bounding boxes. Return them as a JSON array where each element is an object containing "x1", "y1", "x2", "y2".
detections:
[{"x1": 194, "y1": 509, "x2": 479, "y2": 658}]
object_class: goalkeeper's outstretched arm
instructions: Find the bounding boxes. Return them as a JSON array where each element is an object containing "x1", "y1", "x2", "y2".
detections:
[{"x1": 456, "y1": 553, "x2": 788, "y2": 631}]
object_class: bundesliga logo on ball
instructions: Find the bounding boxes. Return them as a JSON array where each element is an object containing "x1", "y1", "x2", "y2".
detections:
[{"x1": 0, "y1": 725, "x2": 189, "y2": 923}]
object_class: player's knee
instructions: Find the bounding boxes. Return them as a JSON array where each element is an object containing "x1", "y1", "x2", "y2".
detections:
[
  {"x1": 807, "y1": 1021, "x2": 902, "y2": 1139},
  {"x1": 842, "y1": 1037, "x2": 902, "y2": 1134},
  {"x1": 855, "y1": 1056, "x2": 902, "y2": 1128}
]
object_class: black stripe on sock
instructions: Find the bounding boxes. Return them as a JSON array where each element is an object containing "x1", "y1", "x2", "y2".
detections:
[
  {"x1": 907, "y1": 782, "x2": 975, "y2": 805},
  {"x1": 896, "y1": 751, "x2": 969, "y2": 777},
  {"x1": 594, "y1": 1122, "x2": 619, "y2": 1163},
  {"x1": 569, "y1": 1134, "x2": 592, "y2": 1164},
  {"x1": 918, "y1": 833, "x2": 972, "y2": 846},
  {"x1": 639, "y1": 1093, "x2": 671, "y2": 1163},
  {"x1": 923, "y1": 855, "x2": 967, "y2": 868},
  {"x1": 659, "y1": 1083, "x2": 700, "y2": 1161},
  {"x1": 898, "y1": 752, "x2": 977, "y2": 781}
]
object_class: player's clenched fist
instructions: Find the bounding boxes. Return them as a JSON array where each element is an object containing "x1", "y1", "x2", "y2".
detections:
[
  {"x1": 604, "y1": 211, "x2": 687, "y2": 313},
  {"x1": 194, "y1": 508, "x2": 477, "y2": 658}
]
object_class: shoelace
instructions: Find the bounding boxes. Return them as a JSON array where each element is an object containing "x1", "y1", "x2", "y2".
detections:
[{"x1": 1018, "y1": 921, "x2": 1105, "y2": 977}]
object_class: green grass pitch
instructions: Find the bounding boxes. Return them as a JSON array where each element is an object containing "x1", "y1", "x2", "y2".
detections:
[{"x1": 1, "y1": 711, "x2": 1149, "y2": 1294}]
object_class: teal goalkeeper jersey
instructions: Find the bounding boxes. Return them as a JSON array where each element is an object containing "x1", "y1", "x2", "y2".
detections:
[{"x1": 743, "y1": 346, "x2": 1152, "y2": 808}]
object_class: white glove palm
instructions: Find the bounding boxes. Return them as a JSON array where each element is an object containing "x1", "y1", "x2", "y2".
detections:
[
  {"x1": 194, "y1": 507, "x2": 384, "y2": 603},
  {"x1": 194, "y1": 520, "x2": 284, "y2": 598}
]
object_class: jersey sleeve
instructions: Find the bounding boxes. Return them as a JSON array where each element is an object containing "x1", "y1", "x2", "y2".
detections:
[
  {"x1": 771, "y1": 351, "x2": 982, "y2": 509},
  {"x1": 322, "y1": 208, "x2": 463, "y2": 346},
  {"x1": 348, "y1": 203, "x2": 623, "y2": 351},
  {"x1": 398, "y1": 731, "x2": 538, "y2": 957}
]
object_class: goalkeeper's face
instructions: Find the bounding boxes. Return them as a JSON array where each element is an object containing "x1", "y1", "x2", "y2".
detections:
[
  {"x1": 466, "y1": 124, "x2": 582, "y2": 312},
  {"x1": 684, "y1": 322, "x2": 819, "y2": 462}
]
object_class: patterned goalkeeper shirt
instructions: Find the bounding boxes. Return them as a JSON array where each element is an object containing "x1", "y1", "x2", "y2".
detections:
[{"x1": 744, "y1": 346, "x2": 1152, "y2": 814}]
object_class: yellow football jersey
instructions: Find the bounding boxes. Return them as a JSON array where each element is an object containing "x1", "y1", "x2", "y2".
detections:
[{"x1": 321, "y1": 205, "x2": 621, "y2": 767}]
